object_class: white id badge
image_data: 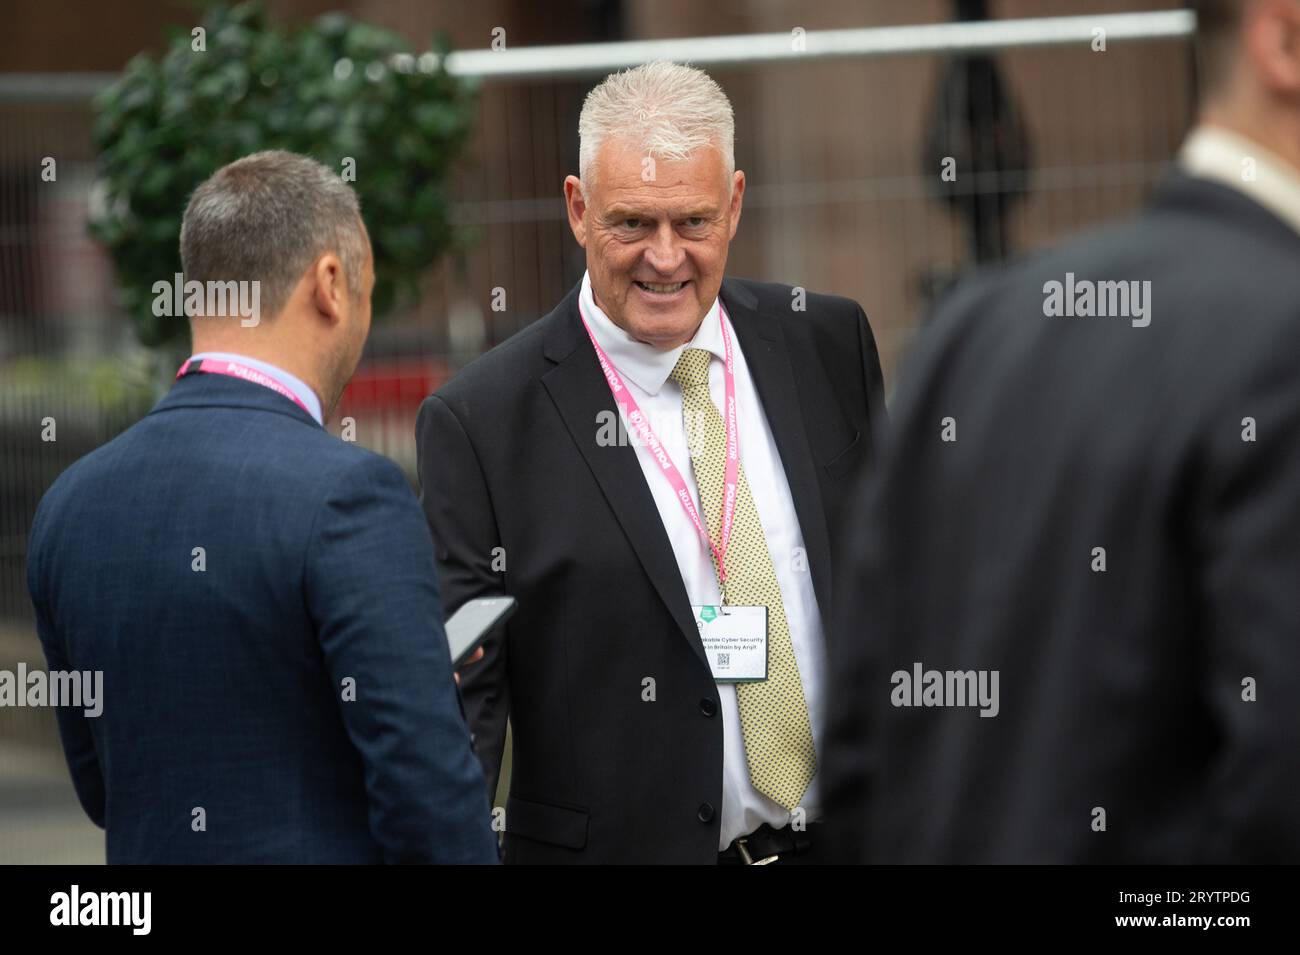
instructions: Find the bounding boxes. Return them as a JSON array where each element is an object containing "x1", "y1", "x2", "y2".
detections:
[{"x1": 692, "y1": 605, "x2": 768, "y2": 683}]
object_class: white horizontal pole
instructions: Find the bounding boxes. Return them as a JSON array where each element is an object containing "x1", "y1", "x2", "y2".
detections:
[
  {"x1": 443, "y1": 10, "x2": 1195, "y2": 80},
  {"x1": 0, "y1": 10, "x2": 1195, "y2": 102}
]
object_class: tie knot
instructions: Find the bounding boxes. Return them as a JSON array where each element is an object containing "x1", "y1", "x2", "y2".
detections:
[{"x1": 670, "y1": 348, "x2": 713, "y2": 391}]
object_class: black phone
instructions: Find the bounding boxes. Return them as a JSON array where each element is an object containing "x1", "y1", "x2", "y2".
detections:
[{"x1": 445, "y1": 596, "x2": 517, "y2": 668}]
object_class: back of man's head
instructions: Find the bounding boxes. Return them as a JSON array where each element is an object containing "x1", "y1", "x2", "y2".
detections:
[
  {"x1": 178, "y1": 150, "x2": 373, "y2": 418},
  {"x1": 1191, "y1": 1, "x2": 1300, "y2": 101},
  {"x1": 1190, "y1": 1, "x2": 1300, "y2": 167},
  {"x1": 180, "y1": 150, "x2": 366, "y2": 324}
]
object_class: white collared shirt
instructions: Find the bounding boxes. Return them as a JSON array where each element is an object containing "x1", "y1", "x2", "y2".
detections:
[
  {"x1": 187, "y1": 352, "x2": 324, "y2": 425},
  {"x1": 579, "y1": 271, "x2": 827, "y2": 850},
  {"x1": 1180, "y1": 125, "x2": 1300, "y2": 237}
]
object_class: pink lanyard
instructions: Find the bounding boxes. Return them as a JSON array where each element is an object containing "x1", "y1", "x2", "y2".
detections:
[
  {"x1": 579, "y1": 300, "x2": 741, "y2": 582},
  {"x1": 176, "y1": 357, "x2": 312, "y2": 417}
]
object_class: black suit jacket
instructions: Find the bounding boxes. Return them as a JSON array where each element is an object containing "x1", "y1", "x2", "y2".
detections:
[
  {"x1": 418, "y1": 276, "x2": 884, "y2": 863},
  {"x1": 823, "y1": 174, "x2": 1300, "y2": 863}
]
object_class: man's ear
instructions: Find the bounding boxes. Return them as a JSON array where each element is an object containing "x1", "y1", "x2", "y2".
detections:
[
  {"x1": 564, "y1": 175, "x2": 588, "y2": 248},
  {"x1": 727, "y1": 170, "x2": 746, "y2": 241},
  {"x1": 1248, "y1": 0, "x2": 1300, "y2": 94},
  {"x1": 311, "y1": 253, "x2": 346, "y2": 325}
]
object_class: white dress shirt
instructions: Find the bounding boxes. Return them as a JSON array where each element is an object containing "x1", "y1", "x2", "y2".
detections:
[
  {"x1": 187, "y1": 351, "x2": 324, "y2": 425},
  {"x1": 579, "y1": 271, "x2": 827, "y2": 850},
  {"x1": 1180, "y1": 125, "x2": 1300, "y2": 238}
]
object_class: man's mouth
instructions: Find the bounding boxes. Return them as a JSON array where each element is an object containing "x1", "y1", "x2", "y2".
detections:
[{"x1": 634, "y1": 280, "x2": 688, "y2": 295}]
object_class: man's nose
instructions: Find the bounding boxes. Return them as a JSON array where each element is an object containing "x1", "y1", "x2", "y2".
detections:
[{"x1": 643, "y1": 223, "x2": 685, "y2": 274}]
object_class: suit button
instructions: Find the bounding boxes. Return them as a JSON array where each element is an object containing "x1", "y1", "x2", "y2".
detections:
[
  {"x1": 698, "y1": 803, "x2": 715, "y2": 823},
  {"x1": 700, "y1": 698, "x2": 717, "y2": 717}
]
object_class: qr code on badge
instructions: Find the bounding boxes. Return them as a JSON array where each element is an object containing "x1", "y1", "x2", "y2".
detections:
[{"x1": 716, "y1": 653, "x2": 730, "y2": 668}]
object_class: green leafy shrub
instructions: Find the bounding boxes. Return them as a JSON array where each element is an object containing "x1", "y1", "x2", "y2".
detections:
[{"x1": 89, "y1": 2, "x2": 476, "y2": 346}]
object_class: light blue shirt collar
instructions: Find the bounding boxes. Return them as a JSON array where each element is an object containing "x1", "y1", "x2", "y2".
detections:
[{"x1": 187, "y1": 352, "x2": 324, "y2": 425}]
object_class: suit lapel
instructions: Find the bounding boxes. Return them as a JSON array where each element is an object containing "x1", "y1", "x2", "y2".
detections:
[
  {"x1": 721, "y1": 279, "x2": 835, "y2": 626},
  {"x1": 541, "y1": 289, "x2": 709, "y2": 666}
]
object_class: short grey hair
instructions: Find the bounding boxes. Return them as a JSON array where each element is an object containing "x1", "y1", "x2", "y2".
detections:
[
  {"x1": 578, "y1": 61, "x2": 735, "y2": 188},
  {"x1": 180, "y1": 150, "x2": 366, "y2": 319}
]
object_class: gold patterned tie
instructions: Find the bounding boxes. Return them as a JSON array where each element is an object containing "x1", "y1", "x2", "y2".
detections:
[{"x1": 669, "y1": 347, "x2": 816, "y2": 811}]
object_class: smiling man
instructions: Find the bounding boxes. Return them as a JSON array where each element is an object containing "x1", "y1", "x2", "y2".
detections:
[{"x1": 417, "y1": 61, "x2": 885, "y2": 864}]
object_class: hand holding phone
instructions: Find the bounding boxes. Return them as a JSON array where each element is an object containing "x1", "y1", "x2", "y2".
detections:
[{"x1": 445, "y1": 596, "x2": 517, "y2": 669}]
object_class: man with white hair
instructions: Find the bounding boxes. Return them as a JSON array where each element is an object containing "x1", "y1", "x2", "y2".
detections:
[{"x1": 418, "y1": 61, "x2": 885, "y2": 863}]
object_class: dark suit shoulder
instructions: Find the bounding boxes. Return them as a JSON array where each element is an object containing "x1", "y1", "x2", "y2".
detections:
[
  {"x1": 725, "y1": 275, "x2": 865, "y2": 326},
  {"x1": 931, "y1": 181, "x2": 1300, "y2": 358},
  {"x1": 723, "y1": 277, "x2": 873, "y2": 377},
  {"x1": 894, "y1": 180, "x2": 1300, "y2": 459},
  {"x1": 434, "y1": 312, "x2": 555, "y2": 406},
  {"x1": 32, "y1": 398, "x2": 400, "y2": 559},
  {"x1": 82, "y1": 400, "x2": 379, "y2": 479}
]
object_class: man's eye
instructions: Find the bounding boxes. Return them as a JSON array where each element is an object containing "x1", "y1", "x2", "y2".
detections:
[
  {"x1": 622, "y1": 218, "x2": 642, "y2": 229},
  {"x1": 685, "y1": 217, "x2": 706, "y2": 228}
]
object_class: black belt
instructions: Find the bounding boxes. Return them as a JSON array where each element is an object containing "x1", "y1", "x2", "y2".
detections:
[{"x1": 718, "y1": 822, "x2": 820, "y2": 865}]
